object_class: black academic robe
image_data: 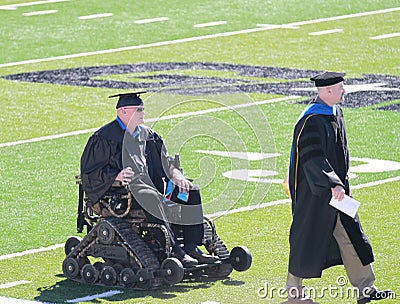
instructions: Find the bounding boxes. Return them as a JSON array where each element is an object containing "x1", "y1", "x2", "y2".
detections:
[
  {"x1": 288, "y1": 102, "x2": 374, "y2": 278},
  {"x1": 80, "y1": 120, "x2": 125, "y2": 204},
  {"x1": 80, "y1": 119, "x2": 204, "y2": 243},
  {"x1": 80, "y1": 120, "x2": 169, "y2": 204}
]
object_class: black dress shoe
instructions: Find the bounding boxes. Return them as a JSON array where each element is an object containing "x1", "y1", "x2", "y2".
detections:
[
  {"x1": 188, "y1": 249, "x2": 219, "y2": 264},
  {"x1": 357, "y1": 289, "x2": 394, "y2": 303},
  {"x1": 370, "y1": 290, "x2": 394, "y2": 300},
  {"x1": 177, "y1": 254, "x2": 198, "y2": 267}
]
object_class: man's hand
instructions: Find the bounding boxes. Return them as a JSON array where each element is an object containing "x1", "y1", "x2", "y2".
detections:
[
  {"x1": 331, "y1": 185, "x2": 345, "y2": 201},
  {"x1": 115, "y1": 167, "x2": 134, "y2": 185},
  {"x1": 171, "y1": 167, "x2": 192, "y2": 193}
]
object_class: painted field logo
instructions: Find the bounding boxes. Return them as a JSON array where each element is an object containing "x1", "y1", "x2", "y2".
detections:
[{"x1": 2, "y1": 62, "x2": 400, "y2": 110}]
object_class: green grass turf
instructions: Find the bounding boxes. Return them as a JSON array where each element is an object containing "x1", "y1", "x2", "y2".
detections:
[
  {"x1": 1, "y1": 0, "x2": 399, "y2": 64},
  {"x1": 1, "y1": 8, "x2": 399, "y2": 143}
]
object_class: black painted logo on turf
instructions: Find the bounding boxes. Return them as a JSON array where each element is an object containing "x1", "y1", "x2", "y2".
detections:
[{"x1": 2, "y1": 62, "x2": 399, "y2": 110}]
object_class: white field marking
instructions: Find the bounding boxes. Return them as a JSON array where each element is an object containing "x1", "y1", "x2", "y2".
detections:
[
  {"x1": 66, "y1": 290, "x2": 123, "y2": 303},
  {"x1": 134, "y1": 17, "x2": 169, "y2": 24},
  {"x1": 194, "y1": 21, "x2": 227, "y2": 28},
  {"x1": 195, "y1": 150, "x2": 281, "y2": 160},
  {"x1": 0, "y1": 128, "x2": 98, "y2": 148},
  {"x1": 256, "y1": 23, "x2": 299, "y2": 29},
  {"x1": 0, "y1": 0, "x2": 68, "y2": 10},
  {"x1": 370, "y1": 32, "x2": 400, "y2": 40},
  {"x1": 201, "y1": 302, "x2": 220, "y2": 304},
  {"x1": 209, "y1": 198, "x2": 291, "y2": 218},
  {"x1": 0, "y1": 244, "x2": 64, "y2": 261},
  {"x1": 0, "y1": 28, "x2": 269, "y2": 68},
  {"x1": 78, "y1": 13, "x2": 113, "y2": 20},
  {"x1": 1, "y1": 6, "x2": 399, "y2": 68},
  {"x1": 0, "y1": 280, "x2": 31, "y2": 289},
  {"x1": 288, "y1": 7, "x2": 400, "y2": 27},
  {"x1": 351, "y1": 175, "x2": 400, "y2": 190},
  {"x1": 208, "y1": 175, "x2": 400, "y2": 218},
  {"x1": 351, "y1": 157, "x2": 400, "y2": 173},
  {"x1": 292, "y1": 83, "x2": 400, "y2": 93},
  {"x1": 22, "y1": 10, "x2": 57, "y2": 16},
  {"x1": 0, "y1": 296, "x2": 45, "y2": 304},
  {"x1": 222, "y1": 169, "x2": 279, "y2": 183},
  {"x1": 0, "y1": 96, "x2": 298, "y2": 148},
  {"x1": 309, "y1": 28, "x2": 343, "y2": 35}
]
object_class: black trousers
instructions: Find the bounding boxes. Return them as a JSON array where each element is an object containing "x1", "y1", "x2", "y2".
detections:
[
  {"x1": 130, "y1": 181, "x2": 204, "y2": 250},
  {"x1": 171, "y1": 187, "x2": 204, "y2": 251}
]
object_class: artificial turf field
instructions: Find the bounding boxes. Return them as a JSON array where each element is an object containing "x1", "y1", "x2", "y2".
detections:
[{"x1": 0, "y1": 0, "x2": 399, "y2": 303}]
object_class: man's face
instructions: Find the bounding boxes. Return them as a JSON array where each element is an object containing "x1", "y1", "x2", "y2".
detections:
[
  {"x1": 320, "y1": 81, "x2": 346, "y2": 106},
  {"x1": 120, "y1": 105, "x2": 145, "y2": 132},
  {"x1": 331, "y1": 81, "x2": 346, "y2": 103}
]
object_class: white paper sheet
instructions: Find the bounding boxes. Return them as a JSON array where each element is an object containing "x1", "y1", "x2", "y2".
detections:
[{"x1": 329, "y1": 194, "x2": 360, "y2": 218}]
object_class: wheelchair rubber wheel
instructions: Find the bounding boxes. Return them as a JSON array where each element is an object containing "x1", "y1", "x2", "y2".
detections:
[
  {"x1": 97, "y1": 221, "x2": 115, "y2": 245},
  {"x1": 136, "y1": 269, "x2": 153, "y2": 290},
  {"x1": 81, "y1": 264, "x2": 99, "y2": 284},
  {"x1": 120, "y1": 268, "x2": 137, "y2": 288},
  {"x1": 62, "y1": 257, "x2": 80, "y2": 279},
  {"x1": 230, "y1": 246, "x2": 252, "y2": 272},
  {"x1": 161, "y1": 258, "x2": 184, "y2": 285},
  {"x1": 112, "y1": 263, "x2": 124, "y2": 276},
  {"x1": 93, "y1": 261, "x2": 105, "y2": 272},
  {"x1": 64, "y1": 236, "x2": 82, "y2": 255},
  {"x1": 101, "y1": 266, "x2": 117, "y2": 286}
]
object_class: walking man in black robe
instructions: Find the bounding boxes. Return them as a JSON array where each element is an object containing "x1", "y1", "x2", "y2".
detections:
[
  {"x1": 286, "y1": 72, "x2": 392, "y2": 303},
  {"x1": 80, "y1": 92, "x2": 218, "y2": 267}
]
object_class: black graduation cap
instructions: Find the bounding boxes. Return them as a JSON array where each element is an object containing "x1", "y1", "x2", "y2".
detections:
[
  {"x1": 109, "y1": 91, "x2": 146, "y2": 108},
  {"x1": 310, "y1": 71, "x2": 346, "y2": 87}
]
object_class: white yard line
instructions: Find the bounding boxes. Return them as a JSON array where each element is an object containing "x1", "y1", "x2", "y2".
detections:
[
  {"x1": 288, "y1": 7, "x2": 400, "y2": 26},
  {"x1": 22, "y1": 10, "x2": 57, "y2": 16},
  {"x1": 134, "y1": 17, "x2": 169, "y2": 24},
  {"x1": 1, "y1": 6, "x2": 399, "y2": 68},
  {"x1": 194, "y1": 21, "x2": 227, "y2": 28},
  {"x1": 256, "y1": 23, "x2": 299, "y2": 29},
  {"x1": 208, "y1": 198, "x2": 291, "y2": 218},
  {"x1": 66, "y1": 290, "x2": 123, "y2": 303},
  {"x1": 0, "y1": 27, "x2": 272, "y2": 68},
  {"x1": 0, "y1": 244, "x2": 64, "y2": 261},
  {"x1": 351, "y1": 175, "x2": 400, "y2": 189},
  {"x1": 309, "y1": 28, "x2": 343, "y2": 35},
  {"x1": 0, "y1": 96, "x2": 298, "y2": 148},
  {"x1": 0, "y1": 128, "x2": 98, "y2": 148},
  {"x1": 0, "y1": 0, "x2": 68, "y2": 10},
  {"x1": 0, "y1": 296, "x2": 45, "y2": 304},
  {"x1": 0, "y1": 280, "x2": 31, "y2": 289},
  {"x1": 370, "y1": 32, "x2": 400, "y2": 40},
  {"x1": 78, "y1": 13, "x2": 113, "y2": 20}
]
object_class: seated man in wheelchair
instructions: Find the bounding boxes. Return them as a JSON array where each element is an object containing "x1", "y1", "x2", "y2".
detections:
[{"x1": 80, "y1": 91, "x2": 218, "y2": 267}]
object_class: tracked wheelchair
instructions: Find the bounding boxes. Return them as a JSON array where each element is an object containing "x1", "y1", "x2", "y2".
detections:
[{"x1": 62, "y1": 167, "x2": 252, "y2": 290}]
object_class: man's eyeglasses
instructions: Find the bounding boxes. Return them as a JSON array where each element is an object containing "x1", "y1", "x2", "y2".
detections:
[{"x1": 124, "y1": 106, "x2": 144, "y2": 112}]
